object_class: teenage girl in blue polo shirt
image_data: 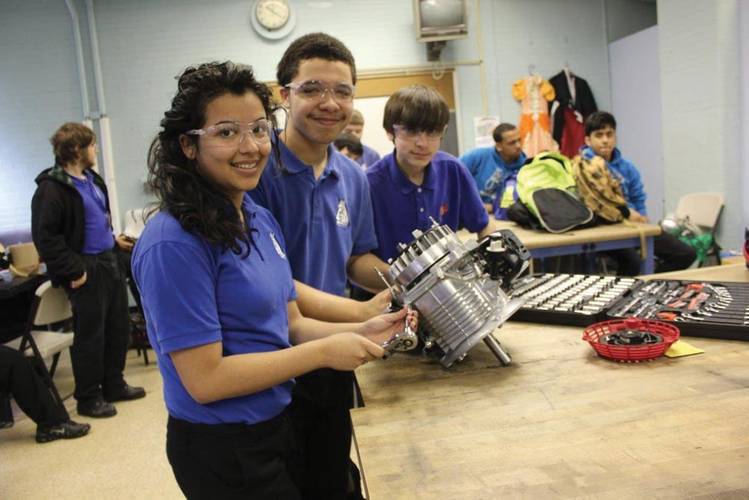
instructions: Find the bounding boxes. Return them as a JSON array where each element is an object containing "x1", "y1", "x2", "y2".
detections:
[
  {"x1": 367, "y1": 85, "x2": 500, "y2": 264},
  {"x1": 132, "y1": 61, "x2": 413, "y2": 500}
]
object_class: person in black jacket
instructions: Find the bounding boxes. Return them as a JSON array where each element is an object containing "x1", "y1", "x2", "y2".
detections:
[{"x1": 31, "y1": 122, "x2": 145, "y2": 419}]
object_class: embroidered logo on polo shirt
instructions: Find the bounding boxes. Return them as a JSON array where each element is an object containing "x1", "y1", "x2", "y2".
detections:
[
  {"x1": 335, "y1": 199, "x2": 350, "y2": 227},
  {"x1": 269, "y1": 232, "x2": 286, "y2": 259},
  {"x1": 439, "y1": 203, "x2": 449, "y2": 217}
]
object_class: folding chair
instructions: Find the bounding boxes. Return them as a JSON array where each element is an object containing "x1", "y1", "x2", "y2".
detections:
[
  {"x1": 3, "y1": 280, "x2": 74, "y2": 409},
  {"x1": 123, "y1": 208, "x2": 150, "y2": 240},
  {"x1": 122, "y1": 207, "x2": 153, "y2": 365},
  {"x1": 675, "y1": 192, "x2": 724, "y2": 266}
]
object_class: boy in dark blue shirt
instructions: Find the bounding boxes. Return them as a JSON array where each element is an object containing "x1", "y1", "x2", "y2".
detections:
[
  {"x1": 367, "y1": 85, "x2": 499, "y2": 264},
  {"x1": 249, "y1": 33, "x2": 390, "y2": 500},
  {"x1": 343, "y1": 109, "x2": 381, "y2": 169}
]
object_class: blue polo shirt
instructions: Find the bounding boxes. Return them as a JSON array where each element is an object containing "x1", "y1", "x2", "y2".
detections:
[
  {"x1": 367, "y1": 150, "x2": 489, "y2": 263},
  {"x1": 69, "y1": 171, "x2": 115, "y2": 254},
  {"x1": 459, "y1": 146, "x2": 527, "y2": 207},
  {"x1": 132, "y1": 195, "x2": 296, "y2": 425},
  {"x1": 356, "y1": 144, "x2": 381, "y2": 170},
  {"x1": 250, "y1": 142, "x2": 378, "y2": 296}
]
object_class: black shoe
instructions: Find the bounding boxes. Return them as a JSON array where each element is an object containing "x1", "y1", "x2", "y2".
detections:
[
  {"x1": 104, "y1": 384, "x2": 146, "y2": 403},
  {"x1": 36, "y1": 420, "x2": 91, "y2": 443},
  {"x1": 77, "y1": 398, "x2": 117, "y2": 418}
]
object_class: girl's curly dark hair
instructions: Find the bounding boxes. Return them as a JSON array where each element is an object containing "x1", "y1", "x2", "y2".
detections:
[{"x1": 148, "y1": 61, "x2": 280, "y2": 256}]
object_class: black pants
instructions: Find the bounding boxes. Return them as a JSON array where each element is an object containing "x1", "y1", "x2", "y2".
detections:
[
  {"x1": 65, "y1": 250, "x2": 130, "y2": 403},
  {"x1": 607, "y1": 233, "x2": 697, "y2": 276},
  {"x1": 0, "y1": 345, "x2": 68, "y2": 426},
  {"x1": 166, "y1": 413, "x2": 301, "y2": 500},
  {"x1": 289, "y1": 369, "x2": 361, "y2": 500}
]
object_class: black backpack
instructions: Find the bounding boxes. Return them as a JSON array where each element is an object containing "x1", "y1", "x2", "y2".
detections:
[{"x1": 507, "y1": 152, "x2": 593, "y2": 232}]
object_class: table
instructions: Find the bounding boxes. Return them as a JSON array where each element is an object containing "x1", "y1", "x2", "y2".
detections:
[
  {"x1": 0, "y1": 273, "x2": 46, "y2": 301},
  {"x1": 351, "y1": 265, "x2": 749, "y2": 499},
  {"x1": 479, "y1": 220, "x2": 662, "y2": 275},
  {"x1": 643, "y1": 262, "x2": 749, "y2": 282},
  {"x1": 0, "y1": 274, "x2": 47, "y2": 343}
]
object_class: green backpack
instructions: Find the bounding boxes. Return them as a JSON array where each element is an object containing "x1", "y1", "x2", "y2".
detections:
[{"x1": 515, "y1": 152, "x2": 593, "y2": 233}]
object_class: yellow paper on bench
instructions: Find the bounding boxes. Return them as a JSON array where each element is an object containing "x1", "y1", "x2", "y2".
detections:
[{"x1": 665, "y1": 340, "x2": 704, "y2": 358}]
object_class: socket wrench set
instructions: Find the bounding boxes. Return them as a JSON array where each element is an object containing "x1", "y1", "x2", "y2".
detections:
[
  {"x1": 606, "y1": 280, "x2": 749, "y2": 341},
  {"x1": 508, "y1": 274, "x2": 639, "y2": 326},
  {"x1": 507, "y1": 273, "x2": 749, "y2": 341}
]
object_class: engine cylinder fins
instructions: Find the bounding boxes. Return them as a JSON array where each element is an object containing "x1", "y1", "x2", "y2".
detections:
[
  {"x1": 386, "y1": 222, "x2": 518, "y2": 367},
  {"x1": 389, "y1": 224, "x2": 469, "y2": 288},
  {"x1": 415, "y1": 280, "x2": 495, "y2": 346}
]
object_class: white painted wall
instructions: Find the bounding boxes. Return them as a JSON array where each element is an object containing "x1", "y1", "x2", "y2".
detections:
[
  {"x1": 0, "y1": 0, "x2": 84, "y2": 232},
  {"x1": 353, "y1": 96, "x2": 392, "y2": 157},
  {"x1": 658, "y1": 0, "x2": 745, "y2": 250},
  {"x1": 1, "y1": 0, "x2": 655, "y2": 235},
  {"x1": 609, "y1": 25, "x2": 664, "y2": 221},
  {"x1": 487, "y1": 0, "x2": 612, "y2": 134}
]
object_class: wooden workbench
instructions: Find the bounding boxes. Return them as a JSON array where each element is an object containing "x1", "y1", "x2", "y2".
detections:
[
  {"x1": 644, "y1": 262, "x2": 749, "y2": 282},
  {"x1": 491, "y1": 220, "x2": 660, "y2": 250},
  {"x1": 463, "y1": 221, "x2": 661, "y2": 274},
  {"x1": 351, "y1": 265, "x2": 749, "y2": 498}
]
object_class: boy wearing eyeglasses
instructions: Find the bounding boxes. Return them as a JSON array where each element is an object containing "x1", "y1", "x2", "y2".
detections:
[
  {"x1": 367, "y1": 85, "x2": 499, "y2": 264},
  {"x1": 250, "y1": 33, "x2": 390, "y2": 500}
]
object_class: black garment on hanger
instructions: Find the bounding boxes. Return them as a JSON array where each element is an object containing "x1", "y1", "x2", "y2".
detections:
[{"x1": 548, "y1": 71, "x2": 598, "y2": 144}]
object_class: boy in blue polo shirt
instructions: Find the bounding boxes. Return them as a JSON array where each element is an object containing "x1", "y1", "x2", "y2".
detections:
[
  {"x1": 367, "y1": 85, "x2": 499, "y2": 264},
  {"x1": 249, "y1": 33, "x2": 390, "y2": 500},
  {"x1": 250, "y1": 33, "x2": 388, "y2": 298},
  {"x1": 343, "y1": 109, "x2": 381, "y2": 169}
]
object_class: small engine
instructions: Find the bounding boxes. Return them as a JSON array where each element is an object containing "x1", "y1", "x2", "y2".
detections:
[{"x1": 385, "y1": 222, "x2": 530, "y2": 367}]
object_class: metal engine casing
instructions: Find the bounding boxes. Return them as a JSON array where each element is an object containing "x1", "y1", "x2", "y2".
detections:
[{"x1": 387, "y1": 223, "x2": 529, "y2": 367}]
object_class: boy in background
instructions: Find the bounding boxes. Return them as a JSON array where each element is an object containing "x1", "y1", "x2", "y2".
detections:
[
  {"x1": 460, "y1": 123, "x2": 526, "y2": 218},
  {"x1": 334, "y1": 132, "x2": 364, "y2": 165},
  {"x1": 581, "y1": 111, "x2": 696, "y2": 275},
  {"x1": 367, "y1": 85, "x2": 499, "y2": 265},
  {"x1": 343, "y1": 109, "x2": 381, "y2": 169},
  {"x1": 31, "y1": 123, "x2": 145, "y2": 419}
]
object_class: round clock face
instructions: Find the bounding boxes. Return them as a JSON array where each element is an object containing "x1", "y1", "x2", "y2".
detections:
[
  {"x1": 256, "y1": 0, "x2": 290, "y2": 30},
  {"x1": 252, "y1": 0, "x2": 296, "y2": 40}
]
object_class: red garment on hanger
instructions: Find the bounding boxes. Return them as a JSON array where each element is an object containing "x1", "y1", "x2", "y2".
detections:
[{"x1": 559, "y1": 107, "x2": 585, "y2": 158}]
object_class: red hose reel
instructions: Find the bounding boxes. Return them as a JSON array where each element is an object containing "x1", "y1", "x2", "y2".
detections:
[{"x1": 582, "y1": 318, "x2": 680, "y2": 362}]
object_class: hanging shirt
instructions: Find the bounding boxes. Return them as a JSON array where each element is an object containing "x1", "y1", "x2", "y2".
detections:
[
  {"x1": 69, "y1": 171, "x2": 114, "y2": 254},
  {"x1": 367, "y1": 150, "x2": 488, "y2": 263},
  {"x1": 132, "y1": 195, "x2": 296, "y2": 425},
  {"x1": 250, "y1": 142, "x2": 378, "y2": 296},
  {"x1": 559, "y1": 107, "x2": 585, "y2": 158},
  {"x1": 548, "y1": 70, "x2": 598, "y2": 147}
]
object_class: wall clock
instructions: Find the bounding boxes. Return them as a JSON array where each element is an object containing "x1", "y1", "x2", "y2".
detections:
[{"x1": 251, "y1": 0, "x2": 296, "y2": 40}]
